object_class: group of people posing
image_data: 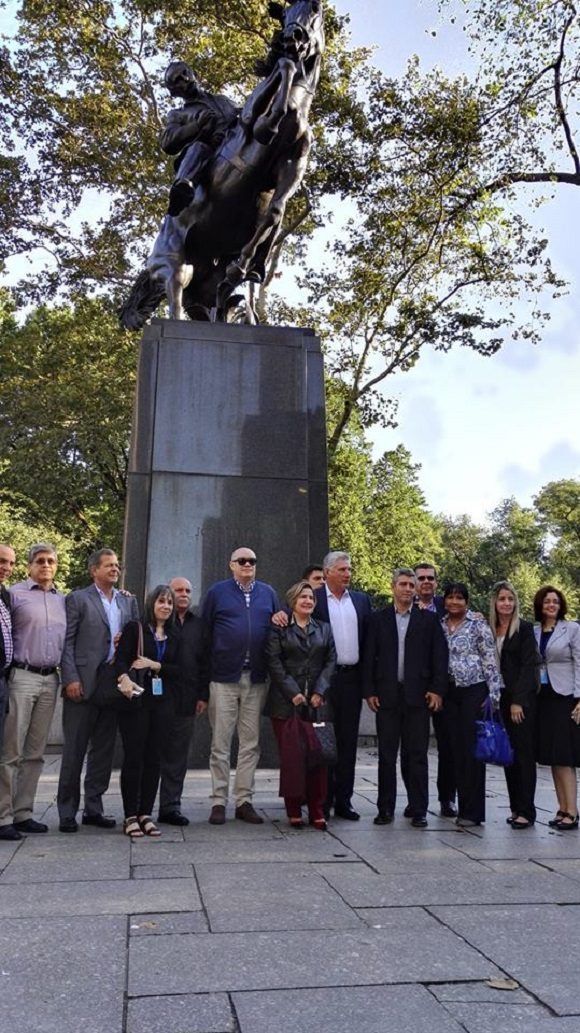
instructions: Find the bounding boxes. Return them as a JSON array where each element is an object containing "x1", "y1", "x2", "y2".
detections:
[{"x1": 0, "y1": 542, "x2": 578, "y2": 841}]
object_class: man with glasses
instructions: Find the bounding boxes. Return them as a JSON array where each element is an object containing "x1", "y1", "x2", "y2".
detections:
[
  {"x1": 201, "y1": 547, "x2": 283, "y2": 825},
  {"x1": 412, "y1": 563, "x2": 456, "y2": 817},
  {"x1": 57, "y1": 549, "x2": 139, "y2": 832},
  {"x1": 0, "y1": 544, "x2": 66, "y2": 840},
  {"x1": 0, "y1": 544, "x2": 16, "y2": 761}
]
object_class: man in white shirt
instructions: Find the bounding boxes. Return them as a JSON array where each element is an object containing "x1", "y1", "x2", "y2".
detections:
[{"x1": 313, "y1": 551, "x2": 372, "y2": 820}]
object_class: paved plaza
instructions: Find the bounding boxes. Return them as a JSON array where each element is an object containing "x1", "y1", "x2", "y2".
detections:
[{"x1": 1, "y1": 744, "x2": 580, "y2": 1033}]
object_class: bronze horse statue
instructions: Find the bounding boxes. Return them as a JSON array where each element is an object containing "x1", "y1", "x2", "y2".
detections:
[{"x1": 120, "y1": 0, "x2": 325, "y2": 329}]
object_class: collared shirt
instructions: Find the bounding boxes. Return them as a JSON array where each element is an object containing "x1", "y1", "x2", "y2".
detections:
[
  {"x1": 9, "y1": 579, "x2": 67, "y2": 668},
  {"x1": 416, "y1": 598, "x2": 437, "y2": 613},
  {"x1": 441, "y1": 612, "x2": 503, "y2": 703},
  {"x1": 95, "y1": 585, "x2": 122, "y2": 662},
  {"x1": 0, "y1": 594, "x2": 13, "y2": 669},
  {"x1": 394, "y1": 606, "x2": 412, "y2": 682},
  {"x1": 235, "y1": 578, "x2": 255, "y2": 665},
  {"x1": 326, "y1": 586, "x2": 359, "y2": 665}
]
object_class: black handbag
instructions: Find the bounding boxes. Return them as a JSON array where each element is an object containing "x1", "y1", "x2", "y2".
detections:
[
  {"x1": 92, "y1": 624, "x2": 146, "y2": 709},
  {"x1": 303, "y1": 702, "x2": 337, "y2": 767}
]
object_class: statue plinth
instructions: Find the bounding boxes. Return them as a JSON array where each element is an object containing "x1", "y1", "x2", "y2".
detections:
[{"x1": 122, "y1": 319, "x2": 329, "y2": 766}]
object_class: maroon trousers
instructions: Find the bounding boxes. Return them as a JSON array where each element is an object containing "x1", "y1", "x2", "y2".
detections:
[{"x1": 271, "y1": 717, "x2": 327, "y2": 822}]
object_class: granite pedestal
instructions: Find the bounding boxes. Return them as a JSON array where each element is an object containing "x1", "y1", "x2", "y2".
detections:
[{"x1": 122, "y1": 319, "x2": 329, "y2": 767}]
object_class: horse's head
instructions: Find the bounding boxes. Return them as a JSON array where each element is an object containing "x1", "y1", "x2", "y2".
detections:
[{"x1": 268, "y1": 0, "x2": 325, "y2": 64}]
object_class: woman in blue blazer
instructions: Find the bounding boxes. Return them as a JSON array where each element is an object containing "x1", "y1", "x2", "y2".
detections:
[{"x1": 534, "y1": 586, "x2": 580, "y2": 830}]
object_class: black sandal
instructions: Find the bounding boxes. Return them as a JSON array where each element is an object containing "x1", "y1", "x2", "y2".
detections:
[
  {"x1": 138, "y1": 815, "x2": 161, "y2": 837},
  {"x1": 511, "y1": 815, "x2": 534, "y2": 829},
  {"x1": 555, "y1": 812, "x2": 579, "y2": 830},
  {"x1": 548, "y1": 810, "x2": 566, "y2": 828}
]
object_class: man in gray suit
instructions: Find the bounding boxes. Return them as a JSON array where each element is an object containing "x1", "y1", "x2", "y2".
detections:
[{"x1": 57, "y1": 549, "x2": 139, "y2": 832}]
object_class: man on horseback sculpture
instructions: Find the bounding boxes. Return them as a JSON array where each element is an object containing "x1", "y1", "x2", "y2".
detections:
[{"x1": 161, "y1": 61, "x2": 239, "y2": 217}]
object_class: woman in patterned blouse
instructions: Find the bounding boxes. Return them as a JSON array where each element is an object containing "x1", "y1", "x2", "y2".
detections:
[{"x1": 441, "y1": 582, "x2": 503, "y2": 828}]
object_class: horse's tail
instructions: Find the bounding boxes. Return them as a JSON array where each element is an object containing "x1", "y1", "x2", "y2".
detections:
[{"x1": 118, "y1": 270, "x2": 166, "y2": 330}]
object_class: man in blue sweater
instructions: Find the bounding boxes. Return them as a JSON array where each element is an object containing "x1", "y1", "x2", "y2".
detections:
[{"x1": 201, "y1": 546, "x2": 282, "y2": 825}]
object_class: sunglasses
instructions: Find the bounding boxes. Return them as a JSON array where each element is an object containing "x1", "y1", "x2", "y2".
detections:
[
  {"x1": 417, "y1": 575, "x2": 435, "y2": 582},
  {"x1": 234, "y1": 558, "x2": 256, "y2": 566}
]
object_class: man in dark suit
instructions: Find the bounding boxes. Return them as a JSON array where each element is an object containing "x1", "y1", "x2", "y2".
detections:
[
  {"x1": 57, "y1": 548, "x2": 139, "y2": 832},
  {"x1": 412, "y1": 562, "x2": 456, "y2": 818},
  {"x1": 363, "y1": 567, "x2": 448, "y2": 827},
  {"x1": 0, "y1": 544, "x2": 16, "y2": 753},
  {"x1": 313, "y1": 551, "x2": 372, "y2": 820},
  {"x1": 157, "y1": 576, "x2": 209, "y2": 826}
]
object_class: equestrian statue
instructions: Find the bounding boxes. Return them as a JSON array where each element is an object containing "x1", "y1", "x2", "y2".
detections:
[{"x1": 119, "y1": 0, "x2": 325, "y2": 328}]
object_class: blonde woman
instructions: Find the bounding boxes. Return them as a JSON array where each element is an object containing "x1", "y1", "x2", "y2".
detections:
[{"x1": 489, "y1": 581, "x2": 539, "y2": 829}]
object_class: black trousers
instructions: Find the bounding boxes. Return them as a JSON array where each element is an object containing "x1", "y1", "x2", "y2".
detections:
[
  {"x1": 158, "y1": 712, "x2": 195, "y2": 814},
  {"x1": 326, "y1": 666, "x2": 362, "y2": 810},
  {"x1": 400, "y1": 706, "x2": 457, "y2": 808},
  {"x1": 501, "y1": 696, "x2": 537, "y2": 822},
  {"x1": 57, "y1": 698, "x2": 118, "y2": 821},
  {"x1": 117, "y1": 698, "x2": 173, "y2": 818},
  {"x1": 376, "y1": 688, "x2": 431, "y2": 818},
  {"x1": 446, "y1": 681, "x2": 488, "y2": 823}
]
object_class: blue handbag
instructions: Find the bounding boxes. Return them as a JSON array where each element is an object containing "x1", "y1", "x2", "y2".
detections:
[{"x1": 474, "y1": 698, "x2": 514, "y2": 766}]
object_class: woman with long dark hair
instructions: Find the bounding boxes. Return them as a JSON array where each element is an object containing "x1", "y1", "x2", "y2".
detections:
[
  {"x1": 534, "y1": 585, "x2": 580, "y2": 830},
  {"x1": 115, "y1": 584, "x2": 183, "y2": 838},
  {"x1": 489, "y1": 581, "x2": 539, "y2": 829}
]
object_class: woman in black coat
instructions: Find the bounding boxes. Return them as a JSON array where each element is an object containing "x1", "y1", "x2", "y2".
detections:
[
  {"x1": 115, "y1": 585, "x2": 183, "y2": 838},
  {"x1": 489, "y1": 581, "x2": 539, "y2": 828},
  {"x1": 266, "y1": 580, "x2": 336, "y2": 830}
]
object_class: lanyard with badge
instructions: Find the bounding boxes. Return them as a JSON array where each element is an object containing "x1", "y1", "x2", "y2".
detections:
[{"x1": 152, "y1": 636, "x2": 166, "y2": 696}]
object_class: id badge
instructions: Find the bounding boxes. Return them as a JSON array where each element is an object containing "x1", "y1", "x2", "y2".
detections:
[
  {"x1": 151, "y1": 677, "x2": 164, "y2": 697},
  {"x1": 540, "y1": 665, "x2": 549, "y2": 685}
]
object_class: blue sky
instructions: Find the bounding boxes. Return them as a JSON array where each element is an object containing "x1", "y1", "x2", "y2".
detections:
[{"x1": 330, "y1": 0, "x2": 580, "y2": 522}]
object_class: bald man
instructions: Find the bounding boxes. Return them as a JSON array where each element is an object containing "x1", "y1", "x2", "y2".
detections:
[
  {"x1": 201, "y1": 547, "x2": 283, "y2": 825},
  {"x1": 157, "y1": 577, "x2": 209, "y2": 825}
]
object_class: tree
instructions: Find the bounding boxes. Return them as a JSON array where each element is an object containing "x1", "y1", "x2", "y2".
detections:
[
  {"x1": 535, "y1": 478, "x2": 580, "y2": 611},
  {"x1": 0, "y1": 294, "x2": 135, "y2": 583},
  {"x1": 0, "y1": 493, "x2": 76, "y2": 588}
]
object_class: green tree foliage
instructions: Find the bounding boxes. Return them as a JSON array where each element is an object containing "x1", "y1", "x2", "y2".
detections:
[
  {"x1": 439, "y1": 0, "x2": 580, "y2": 197},
  {"x1": 0, "y1": 493, "x2": 76, "y2": 587},
  {"x1": 0, "y1": 293, "x2": 135, "y2": 583}
]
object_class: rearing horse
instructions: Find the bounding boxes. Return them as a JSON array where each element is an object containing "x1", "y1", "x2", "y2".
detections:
[{"x1": 120, "y1": 0, "x2": 324, "y2": 329}]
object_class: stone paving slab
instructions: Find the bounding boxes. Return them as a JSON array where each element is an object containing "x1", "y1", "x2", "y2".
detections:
[
  {"x1": 0, "y1": 876, "x2": 201, "y2": 917},
  {"x1": 0, "y1": 835, "x2": 130, "y2": 884},
  {"x1": 0, "y1": 916, "x2": 125, "y2": 1033},
  {"x1": 442, "y1": 1003, "x2": 580, "y2": 1032},
  {"x1": 428, "y1": 981, "x2": 536, "y2": 1005},
  {"x1": 127, "y1": 993, "x2": 235, "y2": 1033},
  {"x1": 431, "y1": 904, "x2": 580, "y2": 1016},
  {"x1": 195, "y1": 861, "x2": 364, "y2": 932},
  {"x1": 130, "y1": 833, "x2": 357, "y2": 865},
  {"x1": 132, "y1": 862, "x2": 194, "y2": 879},
  {"x1": 318, "y1": 860, "x2": 580, "y2": 907},
  {"x1": 130, "y1": 911, "x2": 209, "y2": 935},
  {"x1": 232, "y1": 985, "x2": 464, "y2": 1033},
  {"x1": 324, "y1": 827, "x2": 487, "y2": 873},
  {"x1": 436, "y1": 826, "x2": 580, "y2": 860},
  {"x1": 128, "y1": 910, "x2": 500, "y2": 996}
]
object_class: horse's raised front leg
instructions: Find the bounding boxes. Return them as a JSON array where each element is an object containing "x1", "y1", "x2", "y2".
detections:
[
  {"x1": 226, "y1": 128, "x2": 312, "y2": 288},
  {"x1": 253, "y1": 58, "x2": 297, "y2": 145}
]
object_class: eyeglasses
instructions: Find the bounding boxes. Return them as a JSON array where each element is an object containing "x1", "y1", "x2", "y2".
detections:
[
  {"x1": 417, "y1": 575, "x2": 435, "y2": 582},
  {"x1": 234, "y1": 558, "x2": 256, "y2": 566}
]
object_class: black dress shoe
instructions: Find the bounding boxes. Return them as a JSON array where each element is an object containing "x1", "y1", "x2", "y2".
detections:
[
  {"x1": 82, "y1": 814, "x2": 116, "y2": 829},
  {"x1": 14, "y1": 819, "x2": 48, "y2": 833},
  {"x1": 59, "y1": 818, "x2": 79, "y2": 833},
  {"x1": 334, "y1": 806, "x2": 360, "y2": 821},
  {"x1": 440, "y1": 802, "x2": 457, "y2": 818},
  {"x1": 0, "y1": 824, "x2": 23, "y2": 841},
  {"x1": 158, "y1": 811, "x2": 190, "y2": 826},
  {"x1": 403, "y1": 804, "x2": 414, "y2": 818},
  {"x1": 411, "y1": 816, "x2": 428, "y2": 828},
  {"x1": 373, "y1": 813, "x2": 393, "y2": 825}
]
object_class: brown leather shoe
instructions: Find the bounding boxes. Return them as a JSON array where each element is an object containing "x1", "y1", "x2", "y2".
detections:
[
  {"x1": 235, "y1": 802, "x2": 264, "y2": 824},
  {"x1": 208, "y1": 805, "x2": 226, "y2": 825}
]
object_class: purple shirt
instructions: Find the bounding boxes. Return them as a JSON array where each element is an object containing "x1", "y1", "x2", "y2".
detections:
[{"x1": 9, "y1": 579, "x2": 66, "y2": 667}]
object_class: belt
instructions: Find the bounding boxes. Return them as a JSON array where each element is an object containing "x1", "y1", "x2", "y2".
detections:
[
  {"x1": 336, "y1": 663, "x2": 358, "y2": 671},
  {"x1": 12, "y1": 661, "x2": 58, "y2": 677}
]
